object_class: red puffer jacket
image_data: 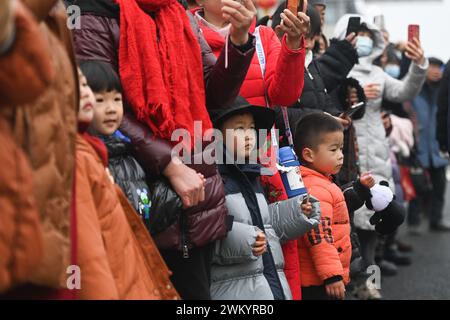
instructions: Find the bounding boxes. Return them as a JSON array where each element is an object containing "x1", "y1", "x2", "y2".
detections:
[
  {"x1": 298, "y1": 166, "x2": 351, "y2": 287},
  {"x1": 195, "y1": 11, "x2": 305, "y2": 107}
]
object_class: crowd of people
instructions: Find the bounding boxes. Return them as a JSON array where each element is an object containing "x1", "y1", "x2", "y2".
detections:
[{"x1": 0, "y1": 0, "x2": 449, "y2": 300}]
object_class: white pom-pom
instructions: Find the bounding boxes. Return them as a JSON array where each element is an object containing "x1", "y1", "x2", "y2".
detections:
[{"x1": 369, "y1": 184, "x2": 394, "y2": 212}]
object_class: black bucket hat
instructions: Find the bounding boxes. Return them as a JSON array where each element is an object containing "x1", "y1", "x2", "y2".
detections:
[{"x1": 209, "y1": 96, "x2": 275, "y2": 132}]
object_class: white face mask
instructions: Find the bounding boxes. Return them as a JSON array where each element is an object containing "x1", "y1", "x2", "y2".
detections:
[
  {"x1": 384, "y1": 64, "x2": 401, "y2": 79},
  {"x1": 356, "y1": 36, "x2": 374, "y2": 57}
]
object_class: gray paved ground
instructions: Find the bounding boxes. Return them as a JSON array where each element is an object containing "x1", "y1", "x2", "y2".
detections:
[{"x1": 381, "y1": 176, "x2": 450, "y2": 300}]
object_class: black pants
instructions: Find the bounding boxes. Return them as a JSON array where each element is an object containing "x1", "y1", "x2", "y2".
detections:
[
  {"x1": 356, "y1": 229, "x2": 378, "y2": 269},
  {"x1": 302, "y1": 285, "x2": 351, "y2": 300},
  {"x1": 160, "y1": 243, "x2": 213, "y2": 300},
  {"x1": 408, "y1": 166, "x2": 447, "y2": 227},
  {"x1": 302, "y1": 285, "x2": 331, "y2": 300}
]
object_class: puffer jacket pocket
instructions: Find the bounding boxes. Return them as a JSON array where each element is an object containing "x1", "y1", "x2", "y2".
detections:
[
  {"x1": 212, "y1": 223, "x2": 259, "y2": 265},
  {"x1": 265, "y1": 227, "x2": 285, "y2": 270},
  {"x1": 334, "y1": 233, "x2": 352, "y2": 280}
]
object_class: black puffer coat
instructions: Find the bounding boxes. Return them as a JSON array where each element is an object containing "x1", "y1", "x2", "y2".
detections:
[
  {"x1": 275, "y1": 39, "x2": 358, "y2": 142},
  {"x1": 103, "y1": 134, "x2": 150, "y2": 217}
]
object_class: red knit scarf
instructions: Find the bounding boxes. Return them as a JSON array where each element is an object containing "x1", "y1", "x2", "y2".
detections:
[
  {"x1": 116, "y1": 0, "x2": 212, "y2": 144},
  {"x1": 78, "y1": 122, "x2": 109, "y2": 167}
]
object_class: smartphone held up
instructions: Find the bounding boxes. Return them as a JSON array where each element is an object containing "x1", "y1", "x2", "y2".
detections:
[
  {"x1": 346, "y1": 17, "x2": 361, "y2": 37},
  {"x1": 343, "y1": 102, "x2": 365, "y2": 119},
  {"x1": 286, "y1": 0, "x2": 306, "y2": 14},
  {"x1": 408, "y1": 24, "x2": 420, "y2": 42}
]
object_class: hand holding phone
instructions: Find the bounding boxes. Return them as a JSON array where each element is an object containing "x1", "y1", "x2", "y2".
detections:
[
  {"x1": 286, "y1": 0, "x2": 299, "y2": 14},
  {"x1": 278, "y1": 0, "x2": 309, "y2": 49},
  {"x1": 343, "y1": 101, "x2": 365, "y2": 118},
  {"x1": 222, "y1": 0, "x2": 257, "y2": 46},
  {"x1": 405, "y1": 24, "x2": 425, "y2": 65}
]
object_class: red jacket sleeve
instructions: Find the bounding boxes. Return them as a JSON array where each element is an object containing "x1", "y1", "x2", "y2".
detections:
[
  {"x1": 263, "y1": 28, "x2": 305, "y2": 107},
  {"x1": 303, "y1": 185, "x2": 344, "y2": 283},
  {"x1": 282, "y1": 240, "x2": 301, "y2": 300}
]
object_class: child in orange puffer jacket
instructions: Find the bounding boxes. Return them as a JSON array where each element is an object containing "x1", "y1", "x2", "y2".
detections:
[{"x1": 294, "y1": 113, "x2": 375, "y2": 300}]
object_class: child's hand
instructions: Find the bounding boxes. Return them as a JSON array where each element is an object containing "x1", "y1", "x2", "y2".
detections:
[
  {"x1": 360, "y1": 172, "x2": 375, "y2": 188},
  {"x1": 301, "y1": 202, "x2": 312, "y2": 217},
  {"x1": 325, "y1": 280, "x2": 346, "y2": 300},
  {"x1": 252, "y1": 231, "x2": 267, "y2": 257}
]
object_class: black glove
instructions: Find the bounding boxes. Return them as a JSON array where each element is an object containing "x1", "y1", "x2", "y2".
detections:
[{"x1": 369, "y1": 200, "x2": 405, "y2": 235}]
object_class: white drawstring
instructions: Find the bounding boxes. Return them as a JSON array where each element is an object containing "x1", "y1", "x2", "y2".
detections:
[{"x1": 225, "y1": 34, "x2": 229, "y2": 69}]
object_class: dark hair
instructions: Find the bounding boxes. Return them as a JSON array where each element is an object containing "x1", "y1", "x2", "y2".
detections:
[
  {"x1": 294, "y1": 113, "x2": 344, "y2": 160},
  {"x1": 79, "y1": 60, "x2": 122, "y2": 93},
  {"x1": 271, "y1": 3, "x2": 321, "y2": 39},
  {"x1": 385, "y1": 44, "x2": 401, "y2": 65},
  {"x1": 359, "y1": 23, "x2": 374, "y2": 39},
  {"x1": 428, "y1": 57, "x2": 444, "y2": 67}
]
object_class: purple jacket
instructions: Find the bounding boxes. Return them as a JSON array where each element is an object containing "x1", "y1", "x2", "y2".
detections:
[{"x1": 72, "y1": 9, "x2": 255, "y2": 250}]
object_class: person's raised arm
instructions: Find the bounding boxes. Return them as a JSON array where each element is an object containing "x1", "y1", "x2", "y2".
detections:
[
  {"x1": 264, "y1": 9, "x2": 309, "y2": 106},
  {"x1": 316, "y1": 33, "x2": 358, "y2": 92},
  {"x1": 384, "y1": 38, "x2": 428, "y2": 103},
  {"x1": 197, "y1": 0, "x2": 257, "y2": 108}
]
